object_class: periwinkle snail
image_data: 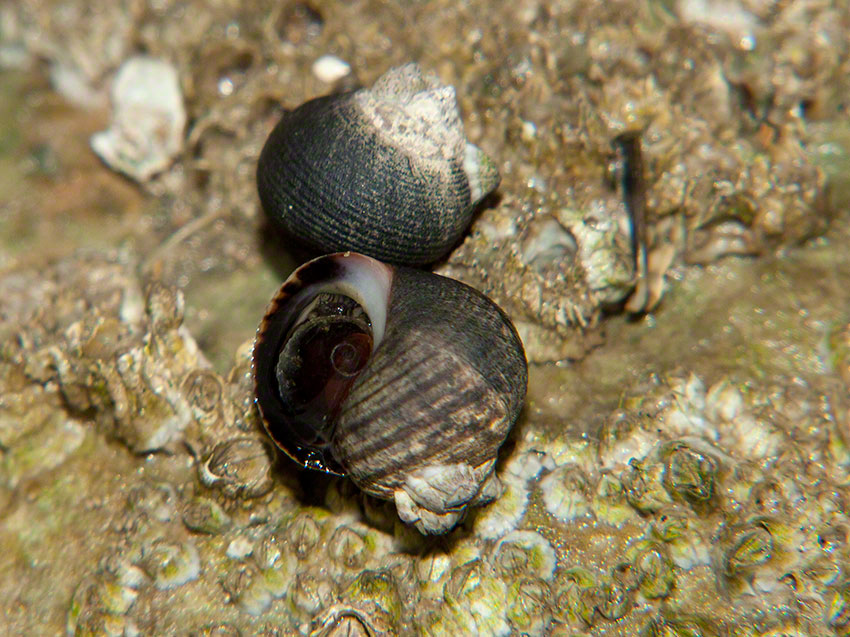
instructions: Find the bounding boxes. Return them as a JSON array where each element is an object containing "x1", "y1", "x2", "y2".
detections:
[
  {"x1": 256, "y1": 63, "x2": 500, "y2": 266},
  {"x1": 253, "y1": 65, "x2": 527, "y2": 534},
  {"x1": 253, "y1": 252, "x2": 527, "y2": 534}
]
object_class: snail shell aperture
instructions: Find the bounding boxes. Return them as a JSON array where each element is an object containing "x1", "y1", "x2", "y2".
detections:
[
  {"x1": 256, "y1": 64, "x2": 500, "y2": 266},
  {"x1": 253, "y1": 252, "x2": 527, "y2": 534}
]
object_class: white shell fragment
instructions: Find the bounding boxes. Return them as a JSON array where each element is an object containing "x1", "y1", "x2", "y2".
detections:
[
  {"x1": 91, "y1": 56, "x2": 186, "y2": 182},
  {"x1": 311, "y1": 54, "x2": 351, "y2": 83},
  {"x1": 226, "y1": 536, "x2": 254, "y2": 560},
  {"x1": 676, "y1": 0, "x2": 757, "y2": 48}
]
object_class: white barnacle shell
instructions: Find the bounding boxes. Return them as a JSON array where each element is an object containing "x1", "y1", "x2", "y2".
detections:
[
  {"x1": 138, "y1": 540, "x2": 200, "y2": 591},
  {"x1": 491, "y1": 530, "x2": 557, "y2": 581},
  {"x1": 539, "y1": 464, "x2": 594, "y2": 523}
]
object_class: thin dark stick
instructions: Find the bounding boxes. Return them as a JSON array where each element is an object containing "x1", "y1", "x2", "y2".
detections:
[{"x1": 613, "y1": 130, "x2": 648, "y2": 280}]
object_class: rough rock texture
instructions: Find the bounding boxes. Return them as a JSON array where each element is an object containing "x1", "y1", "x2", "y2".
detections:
[{"x1": 0, "y1": 0, "x2": 849, "y2": 634}]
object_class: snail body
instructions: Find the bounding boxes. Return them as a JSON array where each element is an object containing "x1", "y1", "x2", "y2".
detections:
[
  {"x1": 256, "y1": 64, "x2": 500, "y2": 266},
  {"x1": 253, "y1": 252, "x2": 527, "y2": 534}
]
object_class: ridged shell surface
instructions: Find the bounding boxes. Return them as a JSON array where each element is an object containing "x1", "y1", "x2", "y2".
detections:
[
  {"x1": 256, "y1": 64, "x2": 500, "y2": 266},
  {"x1": 333, "y1": 265, "x2": 526, "y2": 496},
  {"x1": 253, "y1": 252, "x2": 527, "y2": 533}
]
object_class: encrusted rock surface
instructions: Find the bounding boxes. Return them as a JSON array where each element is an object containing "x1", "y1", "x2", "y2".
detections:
[{"x1": 0, "y1": 0, "x2": 849, "y2": 635}]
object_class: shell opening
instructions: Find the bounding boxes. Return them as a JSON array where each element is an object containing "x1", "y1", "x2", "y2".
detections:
[
  {"x1": 275, "y1": 293, "x2": 373, "y2": 448},
  {"x1": 253, "y1": 252, "x2": 393, "y2": 474}
]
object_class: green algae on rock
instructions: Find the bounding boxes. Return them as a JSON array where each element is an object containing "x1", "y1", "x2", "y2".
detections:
[{"x1": 1, "y1": 0, "x2": 849, "y2": 634}]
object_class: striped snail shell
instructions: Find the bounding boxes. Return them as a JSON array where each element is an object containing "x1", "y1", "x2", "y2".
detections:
[
  {"x1": 256, "y1": 63, "x2": 500, "y2": 266},
  {"x1": 252, "y1": 252, "x2": 527, "y2": 534}
]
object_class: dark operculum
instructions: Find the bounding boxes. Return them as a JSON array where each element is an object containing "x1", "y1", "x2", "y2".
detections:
[{"x1": 274, "y1": 293, "x2": 373, "y2": 452}]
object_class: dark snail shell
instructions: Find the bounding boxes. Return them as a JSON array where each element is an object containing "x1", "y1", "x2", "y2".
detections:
[
  {"x1": 256, "y1": 64, "x2": 500, "y2": 266},
  {"x1": 253, "y1": 252, "x2": 527, "y2": 533}
]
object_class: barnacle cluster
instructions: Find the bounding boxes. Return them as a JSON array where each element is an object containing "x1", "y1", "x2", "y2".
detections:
[
  {"x1": 1, "y1": 0, "x2": 848, "y2": 634},
  {"x1": 3, "y1": 250, "x2": 849, "y2": 635},
  {"x1": 3, "y1": 0, "x2": 841, "y2": 360},
  {"x1": 1, "y1": 256, "x2": 201, "y2": 455},
  {"x1": 42, "y1": 341, "x2": 850, "y2": 634}
]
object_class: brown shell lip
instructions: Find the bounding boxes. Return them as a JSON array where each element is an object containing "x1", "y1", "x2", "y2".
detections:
[
  {"x1": 253, "y1": 255, "x2": 346, "y2": 475},
  {"x1": 252, "y1": 252, "x2": 392, "y2": 476}
]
